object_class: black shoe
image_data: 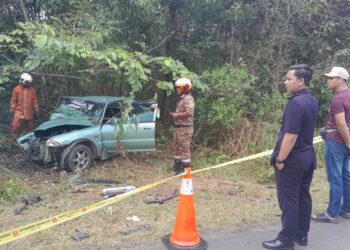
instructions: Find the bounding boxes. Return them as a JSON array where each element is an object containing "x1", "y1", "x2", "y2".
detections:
[
  {"x1": 295, "y1": 236, "x2": 308, "y2": 246},
  {"x1": 173, "y1": 162, "x2": 184, "y2": 175},
  {"x1": 262, "y1": 239, "x2": 294, "y2": 250}
]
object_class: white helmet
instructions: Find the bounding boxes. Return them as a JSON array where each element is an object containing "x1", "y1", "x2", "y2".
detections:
[
  {"x1": 20, "y1": 73, "x2": 33, "y2": 84},
  {"x1": 175, "y1": 77, "x2": 192, "y2": 93}
]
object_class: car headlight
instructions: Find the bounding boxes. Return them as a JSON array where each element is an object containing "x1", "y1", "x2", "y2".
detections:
[{"x1": 45, "y1": 139, "x2": 61, "y2": 147}]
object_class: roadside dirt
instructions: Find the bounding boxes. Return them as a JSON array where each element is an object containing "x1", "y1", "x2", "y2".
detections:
[{"x1": 0, "y1": 147, "x2": 329, "y2": 250}]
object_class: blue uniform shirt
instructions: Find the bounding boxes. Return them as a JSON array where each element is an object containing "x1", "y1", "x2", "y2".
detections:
[{"x1": 270, "y1": 89, "x2": 319, "y2": 170}]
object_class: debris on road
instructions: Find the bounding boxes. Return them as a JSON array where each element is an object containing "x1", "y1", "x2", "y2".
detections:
[
  {"x1": 71, "y1": 229, "x2": 90, "y2": 241},
  {"x1": 101, "y1": 186, "x2": 136, "y2": 198},
  {"x1": 144, "y1": 189, "x2": 179, "y2": 204},
  {"x1": 69, "y1": 174, "x2": 121, "y2": 188},
  {"x1": 126, "y1": 215, "x2": 141, "y2": 222},
  {"x1": 15, "y1": 194, "x2": 43, "y2": 215},
  {"x1": 119, "y1": 225, "x2": 150, "y2": 236}
]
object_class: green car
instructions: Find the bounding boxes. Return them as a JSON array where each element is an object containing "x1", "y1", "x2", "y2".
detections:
[{"x1": 17, "y1": 96, "x2": 158, "y2": 171}]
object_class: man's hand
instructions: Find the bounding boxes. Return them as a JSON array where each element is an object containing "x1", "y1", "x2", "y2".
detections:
[
  {"x1": 276, "y1": 162, "x2": 284, "y2": 170},
  {"x1": 169, "y1": 112, "x2": 179, "y2": 119}
]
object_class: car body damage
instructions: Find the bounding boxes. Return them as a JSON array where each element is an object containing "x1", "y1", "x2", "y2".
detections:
[{"x1": 17, "y1": 96, "x2": 158, "y2": 171}]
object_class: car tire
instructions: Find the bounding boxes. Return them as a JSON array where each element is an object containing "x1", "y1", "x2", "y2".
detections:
[{"x1": 64, "y1": 144, "x2": 93, "y2": 172}]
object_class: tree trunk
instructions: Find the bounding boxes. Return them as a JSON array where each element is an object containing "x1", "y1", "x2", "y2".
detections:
[{"x1": 19, "y1": 0, "x2": 29, "y2": 22}]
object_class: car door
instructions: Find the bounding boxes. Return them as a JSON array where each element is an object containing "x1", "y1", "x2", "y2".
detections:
[
  {"x1": 119, "y1": 102, "x2": 157, "y2": 152},
  {"x1": 100, "y1": 102, "x2": 121, "y2": 153}
]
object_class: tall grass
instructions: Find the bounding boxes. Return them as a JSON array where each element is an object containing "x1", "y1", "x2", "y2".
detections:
[{"x1": 0, "y1": 179, "x2": 28, "y2": 203}]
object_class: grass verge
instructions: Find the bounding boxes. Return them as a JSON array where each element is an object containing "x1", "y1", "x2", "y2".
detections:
[{"x1": 0, "y1": 142, "x2": 329, "y2": 250}]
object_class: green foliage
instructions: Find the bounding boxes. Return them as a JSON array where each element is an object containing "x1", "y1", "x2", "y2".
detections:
[
  {"x1": 0, "y1": 21, "x2": 203, "y2": 108},
  {"x1": 1, "y1": 0, "x2": 350, "y2": 152},
  {"x1": 197, "y1": 64, "x2": 256, "y2": 128},
  {"x1": 196, "y1": 64, "x2": 284, "y2": 127},
  {"x1": 309, "y1": 73, "x2": 333, "y2": 126},
  {"x1": 0, "y1": 179, "x2": 28, "y2": 203}
]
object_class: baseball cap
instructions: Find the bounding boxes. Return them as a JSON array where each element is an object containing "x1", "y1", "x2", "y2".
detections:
[{"x1": 324, "y1": 67, "x2": 349, "y2": 80}]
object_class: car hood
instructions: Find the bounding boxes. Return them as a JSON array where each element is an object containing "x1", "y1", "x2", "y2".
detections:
[{"x1": 34, "y1": 118, "x2": 95, "y2": 138}]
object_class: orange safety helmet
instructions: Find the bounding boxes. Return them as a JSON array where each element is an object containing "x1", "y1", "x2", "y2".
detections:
[{"x1": 175, "y1": 78, "x2": 192, "y2": 93}]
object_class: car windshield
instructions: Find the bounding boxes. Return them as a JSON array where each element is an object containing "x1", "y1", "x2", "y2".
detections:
[{"x1": 52, "y1": 98, "x2": 105, "y2": 121}]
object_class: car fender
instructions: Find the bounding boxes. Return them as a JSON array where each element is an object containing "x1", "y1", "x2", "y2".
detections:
[{"x1": 60, "y1": 139, "x2": 98, "y2": 168}]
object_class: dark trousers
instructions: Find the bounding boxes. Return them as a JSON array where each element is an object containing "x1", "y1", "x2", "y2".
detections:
[{"x1": 275, "y1": 166, "x2": 314, "y2": 242}]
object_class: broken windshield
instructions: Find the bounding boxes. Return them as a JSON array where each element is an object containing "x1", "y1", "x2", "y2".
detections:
[{"x1": 51, "y1": 98, "x2": 105, "y2": 121}]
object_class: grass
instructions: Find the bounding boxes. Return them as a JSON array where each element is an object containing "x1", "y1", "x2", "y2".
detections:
[
  {"x1": 0, "y1": 140, "x2": 330, "y2": 250},
  {"x1": 0, "y1": 179, "x2": 28, "y2": 203}
]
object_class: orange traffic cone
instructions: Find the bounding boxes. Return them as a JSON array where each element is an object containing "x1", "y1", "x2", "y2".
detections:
[{"x1": 163, "y1": 168, "x2": 208, "y2": 250}]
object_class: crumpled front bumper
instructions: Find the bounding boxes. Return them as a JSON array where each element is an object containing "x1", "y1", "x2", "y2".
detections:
[{"x1": 17, "y1": 137, "x2": 61, "y2": 164}]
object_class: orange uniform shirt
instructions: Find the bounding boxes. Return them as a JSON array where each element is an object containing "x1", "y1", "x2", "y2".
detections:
[{"x1": 10, "y1": 85, "x2": 39, "y2": 120}]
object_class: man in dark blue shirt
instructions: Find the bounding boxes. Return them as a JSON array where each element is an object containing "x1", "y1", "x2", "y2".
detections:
[{"x1": 263, "y1": 64, "x2": 319, "y2": 250}]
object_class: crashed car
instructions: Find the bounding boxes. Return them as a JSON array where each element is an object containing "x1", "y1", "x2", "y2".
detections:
[{"x1": 17, "y1": 96, "x2": 158, "y2": 171}]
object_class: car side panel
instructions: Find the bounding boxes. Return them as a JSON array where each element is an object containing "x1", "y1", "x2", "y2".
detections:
[
  {"x1": 51, "y1": 127, "x2": 103, "y2": 156},
  {"x1": 120, "y1": 117, "x2": 156, "y2": 151}
]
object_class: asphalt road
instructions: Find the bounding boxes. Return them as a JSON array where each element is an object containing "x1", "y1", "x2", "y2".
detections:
[{"x1": 128, "y1": 218, "x2": 350, "y2": 250}]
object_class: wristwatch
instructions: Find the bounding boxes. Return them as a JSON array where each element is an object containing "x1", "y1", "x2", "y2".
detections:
[{"x1": 276, "y1": 157, "x2": 285, "y2": 164}]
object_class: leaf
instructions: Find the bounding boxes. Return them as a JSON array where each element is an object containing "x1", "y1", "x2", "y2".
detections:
[
  {"x1": 156, "y1": 81, "x2": 174, "y2": 96},
  {"x1": 24, "y1": 59, "x2": 41, "y2": 71},
  {"x1": 0, "y1": 35, "x2": 12, "y2": 43},
  {"x1": 34, "y1": 35, "x2": 48, "y2": 48},
  {"x1": 9, "y1": 29, "x2": 24, "y2": 36},
  {"x1": 163, "y1": 58, "x2": 173, "y2": 67}
]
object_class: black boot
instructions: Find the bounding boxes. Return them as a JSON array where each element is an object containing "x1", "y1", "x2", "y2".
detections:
[
  {"x1": 168, "y1": 160, "x2": 180, "y2": 172},
  {"x1": 173, "y1": 162, "x2": 184, "y2": 175},
  {"x1": 182, "y1": 162, "x2": 190, "y2": 169},
  {"x1": 175, "y1": 162, "x2": 191, "y2": 175}
]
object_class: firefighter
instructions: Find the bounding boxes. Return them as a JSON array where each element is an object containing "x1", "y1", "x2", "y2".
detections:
[
  {"x1": 10, "y1": 73, "x2": 40, "y2": 140},
  {"x1": 169, "y1": 77, "x2": 195, "y2": 174}
]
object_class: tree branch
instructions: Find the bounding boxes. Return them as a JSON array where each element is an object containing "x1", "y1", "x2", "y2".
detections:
[
  {"x1": 31, "y1": 72, "x2": 83, "y2": 80},
  {"x1": 144, "y1": 31, "x2": 176, "y2": 54}
]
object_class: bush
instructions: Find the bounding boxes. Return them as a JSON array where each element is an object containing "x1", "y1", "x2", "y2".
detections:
[
  {"x1": 0, "y1": 179, "x2": 28, "y2": 203},
  {"x1": 194, "y1": 64, "x2": 284, "y2": 155}
]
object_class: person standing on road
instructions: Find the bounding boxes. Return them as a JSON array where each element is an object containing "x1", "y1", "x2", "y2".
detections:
[
  {"x1": 169, "y1": 77, "x2": 195, "y2": 174},
  {"x1": 263, "y1": 64, "x2": 319, "y2": 250},
  {"x1": 312, "y1": 67, "x2": 350, "y2": 223},
  {"x1": 10, "y1": 73, "x2": 40, "y2": 140}
]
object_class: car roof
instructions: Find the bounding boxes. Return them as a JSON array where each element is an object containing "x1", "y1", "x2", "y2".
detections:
[{"x1": 61, "y1": 96, "x2": 124, "y2": 104}]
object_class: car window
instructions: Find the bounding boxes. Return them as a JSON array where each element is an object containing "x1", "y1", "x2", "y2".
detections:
[
  {"x1": 54, "y1": 98, "x2": 104, "y2": 121},
  {"x1": 103, "y1": 102, "x2": 121, "y2": 123},
  {"x1": 131, "y1": 103, "x2": 146, "y2": 115}
]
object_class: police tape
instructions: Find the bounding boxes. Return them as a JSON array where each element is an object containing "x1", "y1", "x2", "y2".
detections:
[
  {"x1": 0, "y1": 136, "x2": 324, "y2": 246},
  {"x1": 192, "y1": 136, "x2": 324, "y2": 175}
]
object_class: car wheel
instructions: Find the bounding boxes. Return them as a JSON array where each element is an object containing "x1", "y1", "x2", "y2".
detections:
[{"x1": 64, "y1": 144, "x2": 93, "y2": 172}]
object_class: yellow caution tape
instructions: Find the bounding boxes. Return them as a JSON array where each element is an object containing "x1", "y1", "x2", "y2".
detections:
[
  {"x1": 192, "y1": 136, "x2": 323, "y2": 175},
  {"x1": 0, "y1": 136, "x2": 323, "y2": 245},
  {"x1": 0, "y1": 175, "x2": 177, "y2": 245}
]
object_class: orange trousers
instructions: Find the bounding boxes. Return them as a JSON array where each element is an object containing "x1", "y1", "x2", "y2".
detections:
[{"x1": 11, "y1": 117, "x2": 34, "y2": 139}]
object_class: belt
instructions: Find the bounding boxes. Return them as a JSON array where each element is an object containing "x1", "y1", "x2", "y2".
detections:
[
  {"x1": 326, "y1": 128, "x2": 338, "y2": 132},
  {"x1": 174, "y1": 125, "x2": 193, "y2": 128}
]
